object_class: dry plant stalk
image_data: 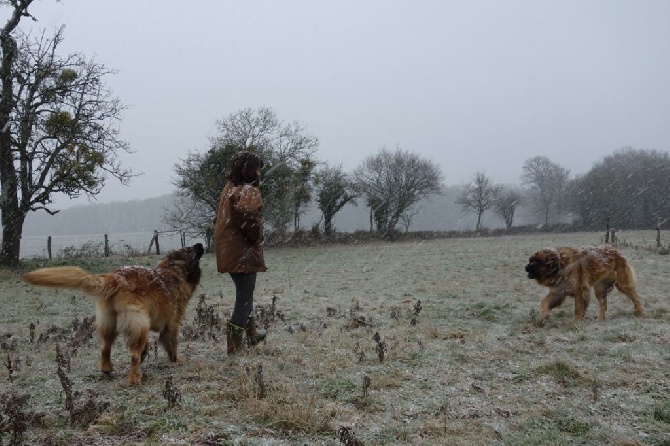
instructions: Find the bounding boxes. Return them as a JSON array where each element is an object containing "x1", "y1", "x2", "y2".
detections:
[
  {"x1": 338, "y1": 426, "x2": 364, "y2": 445},
  {"x1": 55, "y1": 344, "x2": 75, "y2": 416},
  {"x1": 1, "y1": 392, "x2": 40, "y2": 446},
  {"x1": 4, "y1": 351, "x2": 14, "y2": 384},
  {"x1": 163, "y1": 377, "x2": 183, "y2": 409},
  {"x1": 413, "y1": 299, "x2": 422, "y2": 316},
  {"x1": 372, "y1": 332, "x2": 387, "y2": 363},
  {"x1": 68, "y1": 316, "x2": 95, "y2": 350},
  {"x1": 362, "y1": 375, "x2": 371, "y2": 399},
  {"x1": 353, "y1": 341, "x2": 365, "y2": 363},
  {"x1": 55, "y1": 343, "x2": 71, "y2": 373},
  {"x1": 591, "y1": 378, "x2": 600, "y2": 402},
  {"x1": 70, "y1": 390, "x2": 110, "y2": 429},
  {"x1": 254, "y1": 364, "x2": 267, "y2": 399},
  {"x1": 56, "y1": 366, "x2": 74, "y2": 413},
  {"x1": 411, "y1": 299, "x2": 422, "y2": 326}
]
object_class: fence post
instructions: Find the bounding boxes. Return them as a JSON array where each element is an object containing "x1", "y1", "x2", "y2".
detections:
[
  {"x1": 180, "y1": 230, "x2": 186, "y2": 248},
  {"x1": 104, "y1": 234, "x2": 110, "y2": 257},
  {"x1": 605, "y1": 216, "x2": 610, "y2": 243},
  {"x1": 657, "y1": 217, "x2": 662, "y2": 248},
  {"x1": 148, "y1": 230, "x2": 160, "y2": 255},
  {"x1": 47, "y1": 236, "x2": 52, "y2": 259}
]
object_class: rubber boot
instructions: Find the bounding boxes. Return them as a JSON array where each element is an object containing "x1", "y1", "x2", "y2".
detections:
[
  {"x1": 226, "y1": 320, "x2": 245, "y2": 355},
  {"x1": 246, "y1": 316, "x2": 267, "y2": 346}
]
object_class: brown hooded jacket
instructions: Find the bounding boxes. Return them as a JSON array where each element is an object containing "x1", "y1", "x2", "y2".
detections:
[{"x1": 213, "y1": 181, "x2": 267, "y2": 273}]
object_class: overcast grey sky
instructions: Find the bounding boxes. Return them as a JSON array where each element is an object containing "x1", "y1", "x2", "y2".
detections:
[{"x1": 16, "y1": 0, "x2": 670, "y2": 208}]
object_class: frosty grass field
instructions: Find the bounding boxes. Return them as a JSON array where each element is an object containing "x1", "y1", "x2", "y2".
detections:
[{"x1": 1, "y1": 231, "x2": 669, "y2": 445}]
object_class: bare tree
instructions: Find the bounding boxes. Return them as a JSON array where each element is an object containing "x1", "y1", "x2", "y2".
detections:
[
  {"x1": 354, "y1": 146, "x2": 443, "y2": 234},
  {"x1": 456, "y1": 171, "x2": 502, "y2": 230},
  {"x1": 521, "y1": 156, "x2": 569, "y2": 227},
  {"x1": 0, "y1": 8, "x2": 133, "y2": 265},
  {"x1": 494, "y1": 189, "x2": 524, "y2": 232},
  {"x1": 399, "y1": 205, "x2": 421, "y2": 232},
  {"x1": 315, "y1": 164, "x2": 356, "y2": 237},
  {"x1": 162, "y1": 190, "x2": 214, "y2": 250},
  {"x1": 211, "y1": 107, "x2": 318, "y2": 166}
]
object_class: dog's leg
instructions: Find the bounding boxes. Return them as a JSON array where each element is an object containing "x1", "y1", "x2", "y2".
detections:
[
  {"x1": 96, "y1": 304, "x2": 117, "y2": 374},
  {"x1": 159, "y1": 327, "x2": 180, "y2": 362},
  {"x1": 574, "y1": 287, "x2": 590, "y2": 321},
  {"x1": 615, "y1": 266, "x2": 645, "y2": 317},
  {"x1": 593, "y1": 282, "x2": 613, "y2": 321},
  {"x1": 540, "y1": 292, "x2": 566, "y2": 320},
  {"x1": 120, "y1": 312, "x2": 150, "y2": 385},
  {"x1": 140, "y1": 343, "x2": 149, "y2": 363}
]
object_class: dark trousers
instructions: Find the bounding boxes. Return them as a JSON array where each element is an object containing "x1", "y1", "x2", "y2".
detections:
[{"x1": 229, "y1": 272, "x2": 257, "y2": 328}]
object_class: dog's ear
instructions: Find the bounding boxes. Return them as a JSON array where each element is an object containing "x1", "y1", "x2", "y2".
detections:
[
  {"x1": 193, "y1": 243, "x2": 204, "y2": 258},
  {"x1": 542, "y1": 249, "x2": 561, "y2": 277}
]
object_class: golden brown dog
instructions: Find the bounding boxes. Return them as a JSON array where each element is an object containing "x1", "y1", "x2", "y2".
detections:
[
  {"x1": 525, "y1": 245, "x2": 644, "y2": 321},
  {"x1": 23, "y1": 243, "x2": 204, "y2": 385}
]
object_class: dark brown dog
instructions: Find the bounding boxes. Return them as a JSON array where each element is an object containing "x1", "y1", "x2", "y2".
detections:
[
  {"x1": 525, "y1": 245, "x2": 644, "y2": 321},
  {"x1": 23, "y1": 243, "x2": 204, "y2": 384}
]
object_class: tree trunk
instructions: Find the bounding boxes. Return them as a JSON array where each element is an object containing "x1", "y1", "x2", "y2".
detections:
[
  {"x1": 369, "y1": 208, "x2": 374, "y2": 233},
  {"x1": 324, "y1": 213, "x2": 333, "y2": 237},
  {"x1": 544, "y1": 210, "x2": 550, "y2": 227},
  {"x1": 506, "y1": 209, "x2": 514, "y2": 231},
  {"x1": 476, "y1": 212, "x2": 483, "y2": 230},
  {"x1": 1, "y1": 208, "x2": 25, "y2": 265},
  {"x1": 0, "y1": 31, "x2": 21, "y2": 265},
  {"x1": 387, "y1": 213, "x2": 400, "y2": 234}
]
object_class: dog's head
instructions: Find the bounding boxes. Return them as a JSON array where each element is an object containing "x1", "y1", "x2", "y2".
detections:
[
  {"x1": 161, "y1": 243, "x2": 205, "y2": 285},
  {"x1": 525, "y1": 248, "x2": 561, "y2": 283}
]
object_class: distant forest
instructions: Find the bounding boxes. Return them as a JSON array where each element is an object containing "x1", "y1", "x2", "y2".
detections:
[{"x1": 22, "y1": 186, "x2": 544, "y2": 237}]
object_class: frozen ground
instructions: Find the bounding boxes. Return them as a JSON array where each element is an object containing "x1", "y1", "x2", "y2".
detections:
[{"x1": 1, "y1": 231, "x2": 668, "y2": 445}]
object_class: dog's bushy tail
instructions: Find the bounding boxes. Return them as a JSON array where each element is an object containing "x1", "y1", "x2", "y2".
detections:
[{"x1": 23, "y1": 266, "x2": 111, "y2": 298}]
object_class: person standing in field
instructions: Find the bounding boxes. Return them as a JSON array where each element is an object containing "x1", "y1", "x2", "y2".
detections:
[{"x1": 214, "y1": 151, "x2": 267, "y2": 354}]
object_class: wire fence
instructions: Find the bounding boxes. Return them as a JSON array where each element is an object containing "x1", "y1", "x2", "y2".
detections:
[
  {"x1": 10, "y1": 224, "x2": 669, "y2": 260},
  {"x1": 18, "y1": 230, "x2": 206, "y2": 259}
]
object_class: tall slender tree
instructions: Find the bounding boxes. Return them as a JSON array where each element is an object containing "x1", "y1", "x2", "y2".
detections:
[
  {"x1": 494, "y1": 189, "x2": 524, "y2": 231},
  {"x1": 456, "y1": 171, "x2": 502, "y2": 230},
  {"x1": 521, "y1": 156, "x2": 569, "y2": 227},
  {"x1": 0, "y1": 5, "x2": 133, "y2": 265},
  {"x1": 292, "y1": 157, "x2": 317, "y2": 230}
]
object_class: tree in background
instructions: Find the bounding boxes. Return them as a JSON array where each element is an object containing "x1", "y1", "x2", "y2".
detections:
[
  {"x1": 173, "y1": 145, "x2": 237, "y2": 214},
  {"x1": 567, "y1": 147, "x2": 670, "y2": 230},
  {"x1": 214, "y1": 107, "x2": 318, "y2": 232},
  {"x1": 521, "y1": 156, "x2": 569, "y2": 227},
  {"x1": 0, "y1": 4, "x2": 133, "y2": 265},
  {"x1": 164, "y1": 145, "x2": 239, "y2": 249},
  {"x1": 456, "y1": 171, "x2": 502, "y2": 230},
  {"x1": 291, "y1": 157, "x2": 317, "y2": 230},
  {"x1": 354, "y1": 146, "x2": 443, "y2": 235},
  {"x1": 170, "y1": 107, "x2": 318, "y2": 233},
  {"x1": 399, "y1": 205, "x2": 421, "y2": 232},
  {"x1": 315, "y1": 164, "x2": 357, "y2": 237},
  {"x1": 494, "y1": 189, "x2": 524, "y2": 231}
]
